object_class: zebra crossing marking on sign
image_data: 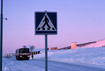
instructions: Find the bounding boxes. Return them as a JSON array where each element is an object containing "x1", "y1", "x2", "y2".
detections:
[{"x1": 35, "y1": 11, "x2": 57, "y2": 35}]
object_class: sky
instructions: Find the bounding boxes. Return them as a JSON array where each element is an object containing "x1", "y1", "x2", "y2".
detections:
[{"x1": 1, "y1": 0, "x2": 105, "y2": 54}]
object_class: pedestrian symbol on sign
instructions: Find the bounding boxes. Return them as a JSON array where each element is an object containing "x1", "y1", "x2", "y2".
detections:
[{"x1": 42, "y1": 15, "x2": 51, "y2": 30}]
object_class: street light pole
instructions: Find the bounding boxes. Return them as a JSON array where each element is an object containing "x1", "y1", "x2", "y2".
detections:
[{"x1": 0, "y1": 0, "x2": 3, "y2": 71}]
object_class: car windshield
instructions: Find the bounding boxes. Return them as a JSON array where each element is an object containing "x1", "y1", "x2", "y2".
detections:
[{"x1": 19, "y1": 48, "x2": 29, "y2": 53}]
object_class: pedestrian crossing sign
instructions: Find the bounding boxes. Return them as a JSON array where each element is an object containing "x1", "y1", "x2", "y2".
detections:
[{"x1": 35, "y1": 11, "x2": 57, "y2": 35}]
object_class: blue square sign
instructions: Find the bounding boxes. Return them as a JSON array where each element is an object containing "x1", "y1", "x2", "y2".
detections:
[{"x1": 35, "y1": 12, "x2": 57, "y2": 35}]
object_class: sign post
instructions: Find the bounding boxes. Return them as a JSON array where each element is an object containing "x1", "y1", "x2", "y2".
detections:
[
  {"x1": 35, "y1": 11, "x2": 57, "y2": 71},
  {"x1": 45, "y1": 34, "x2": 48, "y2": 71}
]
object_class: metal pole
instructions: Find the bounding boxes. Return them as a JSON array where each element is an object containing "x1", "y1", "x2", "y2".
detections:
[
  {"x1": 45, "y1": 34, "x2": 48, "y2": 71},
  {"x1": 0, "y1": 0, "x2": 3, "y2": 71}
]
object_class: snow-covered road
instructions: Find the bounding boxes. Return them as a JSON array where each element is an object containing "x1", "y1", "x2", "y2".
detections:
[
  {"x1": 3, "y1": 58, "x2": 105, "y2": 71},
  {"x1": 29, "y1": 59, "x2": 105, "y2": 71}
]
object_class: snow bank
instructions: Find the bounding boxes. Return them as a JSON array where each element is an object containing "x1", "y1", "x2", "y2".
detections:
[
  {"x1": 84, "y1": 39, "x2": 105, "y2": 47},
  {"x1": 35, "y1": 47, "x2": 105, "y2": 68}
]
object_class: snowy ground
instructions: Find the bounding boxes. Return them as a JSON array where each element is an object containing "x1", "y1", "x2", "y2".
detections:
[
  {"x1": 2, "y1": 57, "x2": 45, "y2": 71},
  {"x1": 35, "y1": 47, "x2": 105, "y2": 68},
  {"x1": 3, "y1": 47, "x2": 105, "y2": 71}
]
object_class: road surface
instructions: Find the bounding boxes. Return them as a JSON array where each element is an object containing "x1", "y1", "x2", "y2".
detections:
[
  {"x1": 3, "y1": 58, "x2": 105, "y2": 71},
  {"x1": 31, "y1": 59, "x2": 105, "y2": 71}
]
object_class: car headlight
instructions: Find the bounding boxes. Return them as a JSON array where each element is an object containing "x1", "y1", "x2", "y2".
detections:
[{"x1": 20, "y1": 56, "x2": 22, "y2": 57}]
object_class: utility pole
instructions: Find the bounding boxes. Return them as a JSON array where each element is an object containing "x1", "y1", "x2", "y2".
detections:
[{"x1": 0, "y1": 0, "x2": 3, "y2": 71}]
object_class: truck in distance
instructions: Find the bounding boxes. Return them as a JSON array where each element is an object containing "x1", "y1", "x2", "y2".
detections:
[{"x1": 15, "y1": 48, "x2": 30, "y2": 60}]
